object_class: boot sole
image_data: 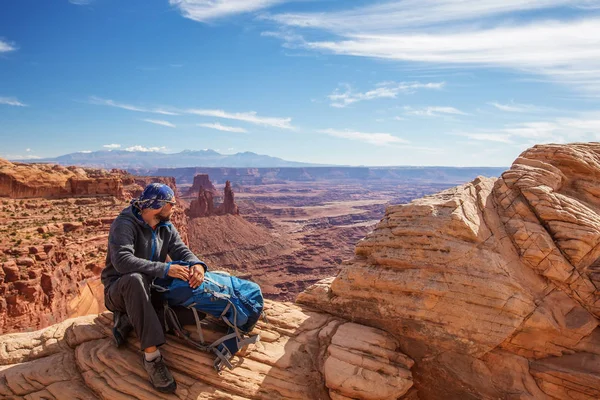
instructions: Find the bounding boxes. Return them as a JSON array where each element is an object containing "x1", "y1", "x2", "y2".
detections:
[{"x1": 155, "y1": 381, "x2": 177, "y2": 394}]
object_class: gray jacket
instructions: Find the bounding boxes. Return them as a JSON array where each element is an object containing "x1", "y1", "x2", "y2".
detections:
[{"x1": 101, "y1": 206, "x2": 200, "y2": 288}]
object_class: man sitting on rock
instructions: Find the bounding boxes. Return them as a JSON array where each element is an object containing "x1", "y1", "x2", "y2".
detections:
[{"x1": 101, "y1": 183, "x2": 205, "y2": 394}]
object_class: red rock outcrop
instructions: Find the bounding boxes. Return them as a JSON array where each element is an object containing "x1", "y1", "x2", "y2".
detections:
[
  {"x1": 188, "y1": 187, "x2": 216, "y2": 218},
  {"x1": 188, "y1": 180, "x2": 239, "y2": 218},
  {"x1": 221, "y1": 180, "x2": 239, "y2": 215},
  {"x1": 186, "y1": 173, "x2": 218, "y2": 196},
  {"x1": 0, "y1": 158, "x2": 178, "y2": 200},
  {"x1": 299, "y1": 143, "x2": 600, "y2": 399},
  {"x1": 0, "y1": 160, "x2": 124, "y2": 199},
  {"x1": 0, "y1": 302, "x2": 414, "y2": 399}
]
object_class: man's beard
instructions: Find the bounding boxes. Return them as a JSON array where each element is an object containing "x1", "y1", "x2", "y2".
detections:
[{"x1": 157, "y1": 212, "x2": 171, "y2": 222}]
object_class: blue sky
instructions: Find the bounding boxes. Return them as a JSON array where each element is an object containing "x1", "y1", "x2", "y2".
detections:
[{"x1": 1, "y1": 0, "x2": 599, "y2": 166}]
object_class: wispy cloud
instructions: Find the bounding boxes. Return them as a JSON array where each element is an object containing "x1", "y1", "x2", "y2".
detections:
[
  {"x1": 266, "y1": 0, "x2": 593, "y2": 33},
  {"x1": 187, "y1": 108, "x2": 293, "y2": 129},
  {"x1": 69, "y1": 0, "x2": 94, "y2": 4},
  {"x1": 265, "y1": 2, "x2": 600, "y2": 93},
  {"x1": 78, "y1": 150, "x2": 93, "y2": 153},
  {"x1": 404, "y1": 106, "x2": 467, "y2": 117},
  {"x1": 458, "y1": 112, "x2": 600, "y2": 144},
  {"x1": 489, "y1": 101, "x2": 549, "y2": 113},
  {"x1": 458, "y1": 133, "x2": 514, "y2": 144},
  {"x1": 198, "y1": 123, "x2": 248, "y2": 133},
  {"x1": 328, "y1": 81, "x2": 444, "y2": 108},
  {"x1": 318, "y1": 128, "x2": 409, "y2": 146},
  {"x1": 0, "y1": 97, "x2": 27, "y2": 107},
  {"x1": 0, "y1": 39, "x2": 16, "y2": 53},
  {"x1": 4, "y1": 154, "x2": 41, "y2": 160},
  {"x1": 170, "y1": 0, "x2": 289, "y2": 22},
  {"x1": 103, "y1": 144, "x2": 121, "y2": 149},
  {"x1": 88, "y1": 96, "x2": 293, "y2": 129},
  {"x1": 89, "y1": 96, "x2": 179, "y2": 116},
  {"x1": 125, "y1": 145, "x2": 167, "y2": 152},
  {"x1": 143, "y1": 119, "x2": 176, "y2": 128}
]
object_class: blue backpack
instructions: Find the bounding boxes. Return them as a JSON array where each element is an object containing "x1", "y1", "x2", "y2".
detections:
[{"x1": 153, "y1": 261, "x2": 265, "y2": 372}]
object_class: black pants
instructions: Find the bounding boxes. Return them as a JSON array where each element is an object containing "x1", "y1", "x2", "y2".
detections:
[{"x1": 104, "y1": 273, "x2": 165, "y2": 350}]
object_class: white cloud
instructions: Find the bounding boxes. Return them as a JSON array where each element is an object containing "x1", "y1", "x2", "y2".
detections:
[
  {"x1": 489, "y1": 102, "x2": 549, "y2": 113},
  {"x1": 187, "y1": 108, "x2": 293, "y2": 129},
  {"x1": 266, "y1": 2, "x2": 600, "y2": 93},
  {"x1": 198, "y1": 123, "x2": 248, "y2": 133},
  {"x1": 0, "y1": 40, "x2": 16, "y2": 53},
  {"x1": 404, "y1": 106, "x2": 467, "y2": 117},
  {"x1": 0, "y1": 97, "x2": 27, "y2": 107},
  {"x1": 25, "y1": 148, "x2": 31, "y2": 152},
  {"x1": 78, "y1": 150, "x2": 92, "y2": 153},
  {"x1": 170, "y1": 0, "x2": 289, "y2": 22},
  {"x1": 318, "y1": 128, "x2": 409, "y2": 146},
  {"x1": 103, "y1": 144, "x2": 121, "y2": 149},
  {"x1": 89, "y1": 96, "x2": 179, "y2": 116},
  {"x1": 143, "y1": 119, "x2": 177, "y2": 128},
  {"x1": 69, "y1": 0, "x2": 94, "y2": 4},
  {"x1": 125, "y1": 145, "x2": 167, "y2": 152},
  {"x1": 328, "y1": 81, "x2": 444, "y2": 108}
]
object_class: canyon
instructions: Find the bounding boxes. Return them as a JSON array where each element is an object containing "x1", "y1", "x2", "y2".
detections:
[{"x1": 5, "y1": 144, "x2": 598, "y2": 398}]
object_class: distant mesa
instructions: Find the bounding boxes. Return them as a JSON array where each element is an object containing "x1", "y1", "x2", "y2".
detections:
[
  {"x1": 0, "y1": 158, "x2": 175, "y2": 199},
  {"x1": 185, "y1": 173, "x2": 218, "y2": 196},
  {"x1": 155, "y1": 166, "x2": 507, "y2": 186}
]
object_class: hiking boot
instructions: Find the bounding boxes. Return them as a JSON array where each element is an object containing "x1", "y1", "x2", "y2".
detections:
[
  {"x1": 112, "y1": 311, "x2": 133, "y2": 348},
  {"x1": 143, "y1": 355, "x2": 177, "y2": 394}
]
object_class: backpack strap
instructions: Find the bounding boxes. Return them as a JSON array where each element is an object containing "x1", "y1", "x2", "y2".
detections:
[{"x1": 188, "y1": 304, "x2": 205, "y2": 344}]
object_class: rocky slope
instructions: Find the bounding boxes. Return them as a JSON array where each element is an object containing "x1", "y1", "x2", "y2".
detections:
[{"x1": 300, "y1": 143, "x2": 600, "y2": 399}]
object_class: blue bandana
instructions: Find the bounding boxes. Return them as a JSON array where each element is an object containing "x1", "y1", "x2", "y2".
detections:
[{"x1": 131, "y1": 183, "x2": 175, "y2": 210}]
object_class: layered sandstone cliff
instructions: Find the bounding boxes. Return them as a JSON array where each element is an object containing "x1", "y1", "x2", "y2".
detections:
[{"x1": 300, "y1": 143, "x2": 600, "y2": 399}]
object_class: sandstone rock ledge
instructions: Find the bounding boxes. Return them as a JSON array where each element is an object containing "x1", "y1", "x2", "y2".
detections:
[
  {"x1": 0, "y1": 300, "x2": 413, "y2": 399},
  {"x1": 299, "y1": 143, "x2": 600, "y2": 399}
]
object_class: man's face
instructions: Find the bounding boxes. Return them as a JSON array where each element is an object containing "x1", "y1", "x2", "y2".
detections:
[{"x1": 157, "y1": 202, "x2": 174, "y2": 222}]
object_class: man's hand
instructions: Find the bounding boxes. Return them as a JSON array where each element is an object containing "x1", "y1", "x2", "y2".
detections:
[
  {"x1": 167, "y1": 264, "x2": 190, "y2": 281},
  {"x1": 189, "y1": 264, "x2": 205, "y2": 289}
]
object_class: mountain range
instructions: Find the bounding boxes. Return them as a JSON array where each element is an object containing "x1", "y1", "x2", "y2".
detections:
[{"x1": 23, "y1": 149, "x2": 319, "y2": 169}]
